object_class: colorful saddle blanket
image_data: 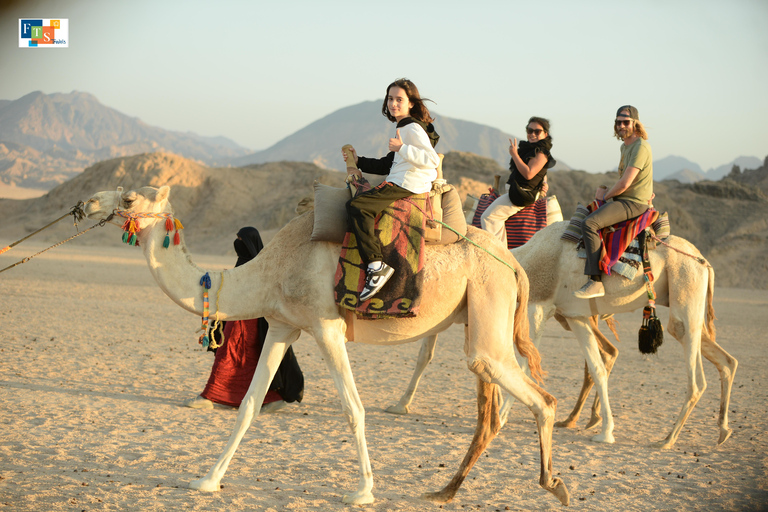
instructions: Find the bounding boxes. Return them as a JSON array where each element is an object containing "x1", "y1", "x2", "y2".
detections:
[
  {"x1": 562, "y1": 200, "x2": 667, "y2": 278},
  {"x1": 470, "y1": 188, "x2": 548, "y2": 249},
  {"x1": 333, "y1": 180, "x2": 428, "y2": 319}
]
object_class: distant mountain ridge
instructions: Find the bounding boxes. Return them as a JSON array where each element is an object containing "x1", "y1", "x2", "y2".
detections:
[
  {"x1": 0, "y1": 91, "x2": 251, "y2": 189},
  {"x1": 227, "y1": 100, "x2": 573, "y2": 172},
  {"x1": 654, "y1": 154, "x2": 763, "y2": 183}
]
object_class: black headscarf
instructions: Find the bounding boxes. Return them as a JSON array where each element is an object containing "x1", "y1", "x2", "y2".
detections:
[{"x1": 234, "y1": 226, "x2": 264, "y2": 267}]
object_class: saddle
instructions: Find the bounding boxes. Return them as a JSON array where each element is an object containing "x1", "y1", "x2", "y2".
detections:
[{"x1": 562, "y1": 200, "x2": 670, "y2": 278}]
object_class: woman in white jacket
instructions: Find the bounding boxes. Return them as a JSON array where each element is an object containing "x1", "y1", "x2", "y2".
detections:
[{"x1": 343, "y1": 78, "x2": 440, "y2": 301}]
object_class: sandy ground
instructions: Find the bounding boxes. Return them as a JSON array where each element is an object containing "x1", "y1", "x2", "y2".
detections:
[
  {"x1": 0, "y1": 184, "x2": 48, "y2": 200},
  {"x1": 0, "y1": 239, "x2": 767, "y2": 512}
]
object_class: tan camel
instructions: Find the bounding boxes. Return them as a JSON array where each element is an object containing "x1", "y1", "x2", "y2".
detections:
[
  {"x1": 83, "y1": 185, "x2": 570, "y2": 506},
  {"x1": 388, "y1": 220, "x2": 737, "y2": 448}
]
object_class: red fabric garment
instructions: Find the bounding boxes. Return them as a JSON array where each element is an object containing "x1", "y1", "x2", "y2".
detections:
[{"x1": 200, "y1": 319, "x2": 282, "y2": 407}]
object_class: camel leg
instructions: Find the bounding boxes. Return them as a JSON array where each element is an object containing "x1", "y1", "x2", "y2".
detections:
[
  {"x1": 499, "y1": 303, "x2": 555, "y2": 426},
  {"x1": 422, "y1": 378, "x2": 503, "y2": 503},
  {"x1": 386, "y1": 334, "x2": 439, "y2": 415},
  {"x1": 557, "y1": 316, "x2": 619, "y2": 430},
  {"x1": 189, "y1": 322, "x2": 299, "y2": 493},
  {"x1": 567, "y1": 317, "x2": 615, "y2": 443},
  {"x1": 660, "y1": 315, "x2": 707, "y2": 449},
  {"x1": 699, "y1": 330, "x2": 738, "y2": 445},
  {"x1": 313, "y1": 320, "x2": 375, "y2": 504}
]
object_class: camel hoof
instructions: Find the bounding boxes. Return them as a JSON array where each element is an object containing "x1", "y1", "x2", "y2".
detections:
[
  {"x1": 590, "y1": 431, "x2": 615, "y2": 444},
  {"x1": 717, "y1": 428, "x2": 733, "y2": 445},
  {"x1": 584, "y1": 416, "x2": 602, "y2": 430},
  {"x1": 651, "y1": 439, "x2": 674, "y2": 450},
  {"x1": 189, "y1": 477, "x2": 220, "y2": 492},
  {"x1": 554, "y1": 419, "x2": 577, "y2": 429},
  {"x1": 342, "y1": 490, "x2": 374, "y2": 504},
  {"x1": 421, "y1": 489, "x2": 454, "y2": 504},
  {"x1": 385, "y1": 404, "x2": 409, "y2": 415},
  {"x1": 543, "y1": 477, "x2": 570, "y2": 506}
]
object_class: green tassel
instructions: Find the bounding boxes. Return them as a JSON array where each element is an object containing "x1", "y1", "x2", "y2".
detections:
[
  {"x1": 163, "y1": 234, "x2": 170, "y2": 248},
  {"x1": 129, "y1": 233, "x2": 137, "y2": 246},
  {"x1": 122, "y1": 231, "x2": 130, "y2": 243}
]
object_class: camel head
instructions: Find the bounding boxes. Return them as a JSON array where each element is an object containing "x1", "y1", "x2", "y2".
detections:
[{"x1": 85, "y1": 185, "x2": 173, "y2": 226}]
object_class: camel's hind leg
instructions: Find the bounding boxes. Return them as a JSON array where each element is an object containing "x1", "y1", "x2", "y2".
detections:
[
  {"x1": 422, "y1": 378, "x2": 503, "y2": 503},
  {"x1": 386, "y1": 334, "x2": 439, "y2": 415},
  {"x1": 189, "y1": 322, "x2": 300, "y2": 493},
  {"x1": 699, "y1": 331, "x2": 738, "y2": 445},
  {"x1": 660, "y1": 314, "x2": 707, "y2": 449}
]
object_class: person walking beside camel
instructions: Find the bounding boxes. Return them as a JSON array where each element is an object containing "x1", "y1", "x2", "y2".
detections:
[{"x1": 575, "y1": 105, "x2": 653, "y2": 299}]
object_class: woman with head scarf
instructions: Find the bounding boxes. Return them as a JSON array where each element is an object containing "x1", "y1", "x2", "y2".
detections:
[{"x1": 184, "y1": 227, "x2": 304, "y2": 410}]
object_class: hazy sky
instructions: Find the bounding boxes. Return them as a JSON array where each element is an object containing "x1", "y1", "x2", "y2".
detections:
[{"x1": 1, "y1": 0, "x2": 766, "y2": 172}]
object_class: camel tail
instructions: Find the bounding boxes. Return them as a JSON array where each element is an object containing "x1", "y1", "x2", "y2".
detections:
[
  {"x1": 512, "y1": 260, "x2": 545, "y2": 384},
  {"x1": 704, "y1": 265, "x2": 717, "y2": 343}
]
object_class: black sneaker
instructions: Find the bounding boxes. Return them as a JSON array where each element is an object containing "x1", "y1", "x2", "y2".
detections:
[{"x1": 359, "y1": 262, "x2": 395, "y2": 302}]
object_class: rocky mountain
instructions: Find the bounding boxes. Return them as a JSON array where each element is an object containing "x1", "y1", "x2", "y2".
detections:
[
  {"x1": 0, "y1": 91, "x2": 251, "y2": 189},
  {"x1": 227, "y1": 100, "x2": 573, "y2": 173},
  {"x1": 653, "y1": 154, "x2": 764, "y2": 183},
  {"x1": 1, "y1": 150, "x2": 766, "y2": 289}
]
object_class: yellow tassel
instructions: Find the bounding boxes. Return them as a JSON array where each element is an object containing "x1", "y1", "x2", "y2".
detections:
[{"x1": 174, "y1": 218, "x2": 184, "y2": 230}]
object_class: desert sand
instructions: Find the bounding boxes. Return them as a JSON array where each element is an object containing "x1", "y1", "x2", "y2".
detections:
[{"x1": 1, "y1": 238, "x2": 767, "y2": 511}]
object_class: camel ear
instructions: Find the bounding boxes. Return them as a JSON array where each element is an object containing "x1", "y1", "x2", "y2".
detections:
[{"x1": 156, "y1": 186, "x2": 170, "y2": 202}]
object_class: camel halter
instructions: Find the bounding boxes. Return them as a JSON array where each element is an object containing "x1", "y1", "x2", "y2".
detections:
[{"x1": 111, "y1": 209, "x2": 183, "y2": 247}]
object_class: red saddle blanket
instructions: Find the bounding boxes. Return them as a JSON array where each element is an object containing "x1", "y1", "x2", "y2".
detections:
[
  {"x1": 471, "y1": 189, "x2": 547, "y2": 249},
  {"x1": 333, "y1": 181, "x2": 428, "y2": 319},
  {"x1": 586, "y1": 200, "x2": 659, "y2": 275}
]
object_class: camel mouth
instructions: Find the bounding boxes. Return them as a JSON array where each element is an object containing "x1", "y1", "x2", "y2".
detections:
[{"x1": 83, "y1": 198, "x2": 110, "y2": 220}]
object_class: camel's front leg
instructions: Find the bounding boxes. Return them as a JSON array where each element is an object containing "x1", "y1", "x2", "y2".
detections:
[
  {"x1": 556, "y1": 316, "x2": 619, "y2": 430},
  {"x1": 567, "y1": 317, "x2": 615, "y2": 443},
  {"x1": 189, "y1": 323, "x2": 299, "y2": 493},
  {"x1": 386, "y1": 334, "x2": 439, "y2": 415},
  {"x1": 315, "y1": 320, "x2": 374, "y2": 505}
]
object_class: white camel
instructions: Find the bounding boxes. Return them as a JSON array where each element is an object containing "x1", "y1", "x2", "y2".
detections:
[
  {"x1": 83, "y1": 185, "x2": 570, "y2": 506},
  {"x1": 387, "y1": 220, "x2": 738, "y2": 448}
]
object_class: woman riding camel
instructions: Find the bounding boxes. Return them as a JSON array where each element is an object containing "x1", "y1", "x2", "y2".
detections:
[
  {"x1": 342, "y1": 78, "x2": 440, "y2": 302},
  {"x1": 481, "y1": 116, "x2": 556, "y2": 245}
]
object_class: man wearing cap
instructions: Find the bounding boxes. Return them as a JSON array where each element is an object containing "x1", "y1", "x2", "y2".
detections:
[{"x1": 574, "y1": 105, "x2": 653, "y2": 299}]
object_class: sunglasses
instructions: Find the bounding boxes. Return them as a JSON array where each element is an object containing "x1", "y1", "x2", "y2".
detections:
[
  {"x1": 615, "y1": 119, "x2": 632, "y2": 127},
  {"x1": 526, "y1": 127, "x2": 544, "y2": 136}
]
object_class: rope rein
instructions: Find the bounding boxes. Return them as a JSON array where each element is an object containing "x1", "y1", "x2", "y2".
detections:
[
  {"x1": 650, "y1": 233, "x2": 711, "y2": 267},
  {"x1": 400, "y1": 195, "x2": 517, "y2": 274},
  {"x1": 0, "y1": 202, "x2": 113, "y2": 275}
]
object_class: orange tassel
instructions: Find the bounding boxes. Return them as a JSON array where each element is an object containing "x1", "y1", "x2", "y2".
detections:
[
  {"x1": 165, "y1": 217, "x2": 174, "y2": 231},
  {"x1": 174, "y1": 231, "x2": 181, "y2": 245}
]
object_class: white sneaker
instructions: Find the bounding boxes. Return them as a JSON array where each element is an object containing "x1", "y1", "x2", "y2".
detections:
[
  {"x1": 359, "y1": 262, "x2": 395, "y2": 302},
  {"x1": 574, "y1": 279, "x2": 605, "y2": 299}
]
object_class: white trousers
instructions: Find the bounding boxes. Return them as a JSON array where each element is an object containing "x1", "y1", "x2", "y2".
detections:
[{"x1": 480, "y1": 193, "x2": 524, "y2": 246}]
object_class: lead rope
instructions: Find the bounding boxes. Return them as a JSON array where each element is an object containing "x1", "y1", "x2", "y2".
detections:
[{"x1": 400, "y1": 195, "x2": 517, "y2": 274}]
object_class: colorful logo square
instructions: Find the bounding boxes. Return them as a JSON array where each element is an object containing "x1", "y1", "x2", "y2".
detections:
[{"x1": 18, "y1": 18, "x2": 68, "y2": 48}]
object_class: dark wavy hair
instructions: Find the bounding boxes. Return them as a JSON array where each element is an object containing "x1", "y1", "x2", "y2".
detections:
[
  {"x1": 381, "y1": 78, "x2": 434, "y2": 124},
  {"x1": 527, "y1": 116, "x2": 552, "y2": 142}
]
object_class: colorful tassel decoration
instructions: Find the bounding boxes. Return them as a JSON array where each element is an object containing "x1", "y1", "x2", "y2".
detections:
[{"x1": 199, "y1": 272, "x2": 212, "y2": 348}]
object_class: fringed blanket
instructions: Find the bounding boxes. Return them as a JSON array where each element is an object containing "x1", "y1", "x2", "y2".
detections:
[
  {"x1": 471, "y1": 189, "x2": 548, "y2": 249},
  {"x1": 563, "y1": 200, "x2": 663, "y2": 278},
  {"x1": 334, "y1": 182, "x2": 428, "y2": 319}
]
